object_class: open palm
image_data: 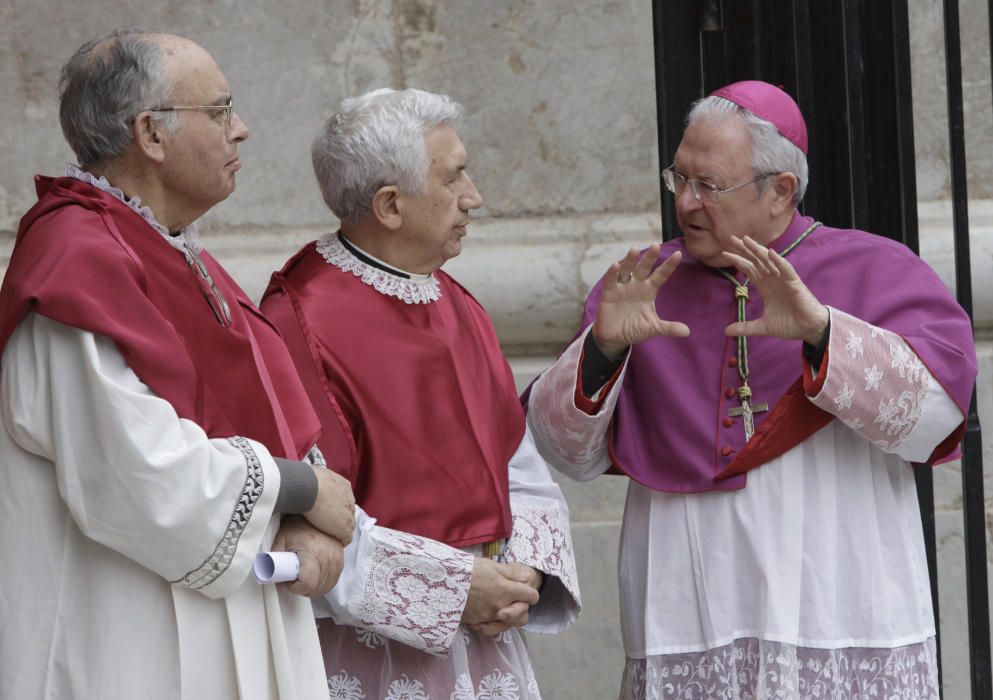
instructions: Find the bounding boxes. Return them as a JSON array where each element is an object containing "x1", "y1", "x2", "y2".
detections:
[
  {"x1": 592, "y1": 244, "x2": 690, "y2": 359},
  {"x1": 721, "y1": 236, "x2": 828, "y2": 344}
]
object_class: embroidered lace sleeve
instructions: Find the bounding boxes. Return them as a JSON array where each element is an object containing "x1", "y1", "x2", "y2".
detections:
[
  {"x1": 527, "y1": 327, "x2": 626, "y2": 481},
  {"x1": 804, "y1": 307, "x2": 964, "y2": 462},
  {"x1": 501, "y1": 427, "x2": 581, "y2": 632},
  {"x1": 316, "y1": 508, "x2": 474, "y2": 657}
]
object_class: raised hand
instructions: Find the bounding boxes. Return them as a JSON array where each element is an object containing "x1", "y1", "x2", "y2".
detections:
[
  {"x1": 592, "y1": 244, "x2": 690, "y2": 360},
  {"x1": 721, "y1": 236, "x2": 828, "y2": 344}
]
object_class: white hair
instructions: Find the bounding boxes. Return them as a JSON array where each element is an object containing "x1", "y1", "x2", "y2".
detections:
[
  {"x1": 311, "y1": 88, "x2": 463, "y2": 226},
  {"x1": 687, "y1": 96, "x2": 809, "y2": 204}
]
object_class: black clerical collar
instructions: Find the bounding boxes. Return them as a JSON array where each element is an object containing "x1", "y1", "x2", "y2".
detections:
[{"x1": 338, "y1": 234, "x2": 413, "y2": 279}]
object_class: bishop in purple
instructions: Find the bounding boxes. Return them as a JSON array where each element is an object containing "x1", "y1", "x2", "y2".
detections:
[{"x1": 525, "y1": 80, "x2": 976, "y2": 699}]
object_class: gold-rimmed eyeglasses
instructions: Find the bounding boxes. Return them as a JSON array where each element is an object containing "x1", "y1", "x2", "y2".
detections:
[
  {"x1": 150, "y1": 97, "x2": 234, "y2": 126},
  {"x1": 663, "y1": 165, "x2": 773, "y2": 204}
]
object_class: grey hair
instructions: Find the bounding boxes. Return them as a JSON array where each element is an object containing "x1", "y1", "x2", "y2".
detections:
[
  {"x1": 687, "y1": 96, "x2": 809, "y2": 204},
  {"x1": 59, "y1": 27, "x2": 179, "y2": 169},
  {"x1": 311, "y1": 88, "x2": 463, "y2": 226}
]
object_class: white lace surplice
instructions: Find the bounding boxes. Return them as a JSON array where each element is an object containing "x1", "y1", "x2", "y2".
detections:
[
  {"x1": 527, "y1": 311, "x2": 963, "y2": 700},
  {"x1": 311, "y1": 237, "x2": 581, "y2": 699}
]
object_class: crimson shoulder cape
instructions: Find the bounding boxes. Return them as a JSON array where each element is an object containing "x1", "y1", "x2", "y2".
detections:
[
  {"x1": 539, "y1": 213, "x2": 976, "y2": 493},
  {"x1": 261, "y1": 240, "x2": 524, "y2": 547},
  {"x1": 0, "y1": 176, "x2": 320, "y2": 459}
]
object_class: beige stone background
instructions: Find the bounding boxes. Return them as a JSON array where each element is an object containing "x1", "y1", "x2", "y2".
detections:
[{"x1": 1, "y1": 1, "x2": 991, "y2": 698}]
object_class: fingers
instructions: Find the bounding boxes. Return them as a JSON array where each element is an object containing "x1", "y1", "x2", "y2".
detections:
[
  {"x1": 471, "y1": 621, "x2": 511, "y2": 637},
  {"x1": 657, "y1": 319, "x2": 690, "y2": 338},
  {"x1": 496, "y1": 601, "x2": 531, "y2": 628},
  {"x1": 632, "y1": 243, "x2": 662, "y2": 281},
  {"x1": 286, "y1": 548, "x2": 321, "y2": 597},
  {"x1": 648, "y1": 249, "x2": 682, "y2": 289},
  {"x1": 724, "y1": 319, "x2": 764, "y2": 337}
]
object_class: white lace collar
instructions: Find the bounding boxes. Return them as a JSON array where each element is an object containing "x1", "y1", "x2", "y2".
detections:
[
  {"x1": 315, "y1": 232, "x2": 441, "y2": 305},
  {"x1": 64, "y1": 163, "x2": 202, "y2": 253}
]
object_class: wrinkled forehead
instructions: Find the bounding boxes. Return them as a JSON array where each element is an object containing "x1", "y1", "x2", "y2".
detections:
[{"x1": 675, "y1": 115, "x2": 753, "y2": 173}]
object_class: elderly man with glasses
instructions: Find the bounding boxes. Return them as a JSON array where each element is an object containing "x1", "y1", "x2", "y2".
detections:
[
  {"x1": 0, "y1": 29, "x2": 355, "y2": 698},
  {"x1": 525, "y1": 80, "x2": 977, "y2": 699}
]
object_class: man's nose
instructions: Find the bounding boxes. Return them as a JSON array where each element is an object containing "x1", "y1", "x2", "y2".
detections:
[
  {"x1": 674, "y1": 181, "x2": 702, "y2": 212},
  {"x1": 461, "y1": 175, "x2": 483, "y2": 210},
  {"x1": 228, "y1": 111, "x2": 250, "y2": 142}
]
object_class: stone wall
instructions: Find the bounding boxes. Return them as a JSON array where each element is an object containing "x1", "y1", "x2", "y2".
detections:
[{"x1": 2, "y1": 1, "x2": 992, "y2": 697}]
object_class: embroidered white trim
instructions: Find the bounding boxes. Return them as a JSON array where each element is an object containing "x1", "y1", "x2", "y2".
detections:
[
  {"x1": 64, "y1": 163, "x2": 202, "y2": 253},
  {"x1": 316, "y1": 233, "x2": 441, "y2": 305}
]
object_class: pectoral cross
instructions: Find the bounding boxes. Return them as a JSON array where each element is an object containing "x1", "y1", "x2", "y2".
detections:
[{"x1": 727, "y1": 394, "x2": 768, "y2": 441}]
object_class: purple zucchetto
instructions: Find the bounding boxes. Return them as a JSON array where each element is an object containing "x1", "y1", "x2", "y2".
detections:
[{"x1": 711, "y1": 80, "x2": 808, "y2": 154}]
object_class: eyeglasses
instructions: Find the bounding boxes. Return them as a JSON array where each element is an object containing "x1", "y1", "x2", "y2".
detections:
[
  {"x1": 183, "y1": 244, "x2": 233, "y2": 327},
  {"x1": 663, "y1": 165, "x2": 773, "y2": 204},
  {"x1": 150, "y1": 97, "x2": 234, "y2": 126}
]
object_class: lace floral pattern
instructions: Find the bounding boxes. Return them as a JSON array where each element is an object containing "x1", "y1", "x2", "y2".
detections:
[
  {"x1": 504, "y1": 502, "x2": 580, "y2": 607},
  {"x1": 317, "y1": 233, "x2": 441, "y2": 305},
  {"x1": 347, "y1": 527, "x2": 473, "y2": 656},
  {"x1": 810, "y1": 308, "x2": 933, "y2": 453},
  {"x1": 328, "y1": 670, "x2": 367, "y2": 699},
  {"x1": 65, "y1": 163, "x2": 202, "y2": 253},
  {"x1": 526, "y1": 329, "x2": 620, "y2": 477},
  {"x1": 620, "y1": 638, "x2": 939, "y2": 700}
]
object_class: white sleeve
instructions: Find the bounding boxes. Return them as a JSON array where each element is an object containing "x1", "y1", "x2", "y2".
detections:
[
  {"x1": 806, "y1": 307, "x2": 965, "y2": 461},
  {"x1": 313, "y1": 507, "x2": 474, "y2": 657},
  {"x1": 526, "y1": 327, "x2": 627, "y2": 480},
  {"x1": 0, "y1": 313, "x2": 281, "y2": 599},
  {"x1": 503, "y1": 426, "x2": 581, "y2": 633}
]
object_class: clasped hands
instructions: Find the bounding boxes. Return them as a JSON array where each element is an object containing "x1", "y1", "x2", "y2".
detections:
[
  {"x1": 273, "y1": 467, "x2": 356, "y2": 598},
  {"x1": 461, "y1": 557, "x2": 543, "y2": 637},
  {"x1": 592, "y1": 236, "x2": 829, "y2": 356}
]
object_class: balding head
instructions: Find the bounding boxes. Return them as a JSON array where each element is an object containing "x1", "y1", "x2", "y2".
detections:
[{"x1": 59, "y1": 28, "x2": 182, "y2": 169}]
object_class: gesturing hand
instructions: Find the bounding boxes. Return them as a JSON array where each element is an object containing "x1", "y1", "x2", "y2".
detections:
[
  {"x1": 592, "y1": 244, "x2": 690, "y2": 360},
  {"x1": 721, "y1": 236, "x2": 828, "y2": 345}
]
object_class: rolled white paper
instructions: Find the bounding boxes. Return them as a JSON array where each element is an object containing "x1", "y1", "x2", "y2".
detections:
[{"x1": 254, "y1": 551, "x2": 300, "y2": 584}]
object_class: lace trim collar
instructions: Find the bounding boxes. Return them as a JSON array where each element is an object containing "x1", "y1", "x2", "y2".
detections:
[
  {"x1": 64, "y1": 163, "x2": 202, "y2": 253},
  {"x1": 315, "y1": 232, "x2": 441, "y2": 305}
]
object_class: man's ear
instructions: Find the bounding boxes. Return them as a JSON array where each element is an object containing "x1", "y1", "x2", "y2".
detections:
[
  {"x1": 371, "y1": 185, "x2": 403, "y2": 231},
  {"x1": 769, "y1": 171, "x2": 798, "y2": 216},
  {"x1": 133, "y1": 112, "x2": 167, "y2": 163}
]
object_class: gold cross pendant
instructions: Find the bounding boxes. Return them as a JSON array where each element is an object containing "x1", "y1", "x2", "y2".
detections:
[{"x1": 727, "y1": 396, "x2": 769, "y2": 441}]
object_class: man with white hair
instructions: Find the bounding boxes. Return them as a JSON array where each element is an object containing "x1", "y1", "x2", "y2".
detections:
[
  {"x1": 0, "y1": 29, "x2": 354, "y2": 698},
  {"x1": 261, "y1": 88, "x2": 581, "y2": 699},
  {"x1": 525, "y1": 80, "x2": 977, "y2": 698}
]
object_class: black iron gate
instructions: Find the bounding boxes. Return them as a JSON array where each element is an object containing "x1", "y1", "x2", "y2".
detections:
[{"x1": 650, "y1": 1, "x2": 989, "y2": 696}]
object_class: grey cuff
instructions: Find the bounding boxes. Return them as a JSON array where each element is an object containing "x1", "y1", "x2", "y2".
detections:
[{"x1": 273, "y1": 457, "x2": 319, "y2": 514}]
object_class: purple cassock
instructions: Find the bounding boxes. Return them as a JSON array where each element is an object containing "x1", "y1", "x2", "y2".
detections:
[{"x1": 572, "y1": 212, "x2": 976, "y2": 493}]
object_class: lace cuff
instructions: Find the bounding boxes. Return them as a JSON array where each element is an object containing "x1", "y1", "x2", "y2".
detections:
[
  {"x1": 503, "y1": 499, "x2": 581, "y2": 631},
  {"x1": 804, "y1": 308, "x2": 961, "y2": 461},
  {"x1": 527, "y1": 327, "x2": 624, "y2": 480},
  {"x1": 346, "y1": 527, "x2": 473, "y2": 656}
]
